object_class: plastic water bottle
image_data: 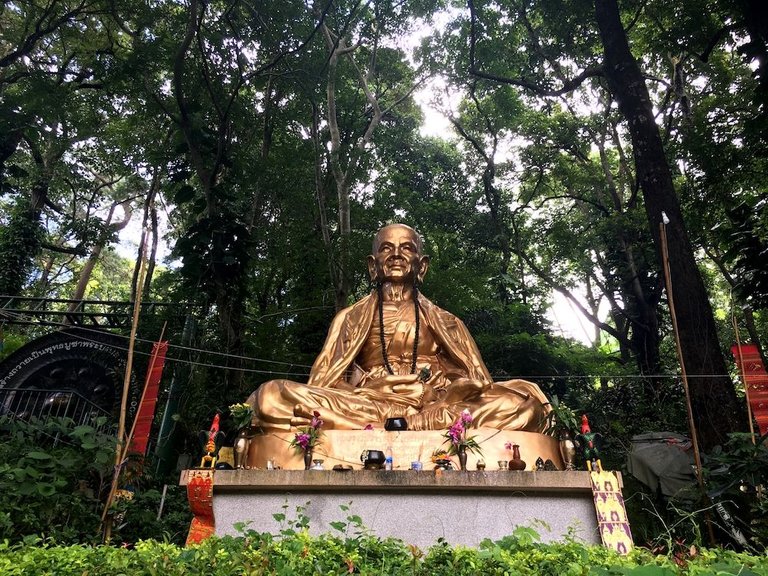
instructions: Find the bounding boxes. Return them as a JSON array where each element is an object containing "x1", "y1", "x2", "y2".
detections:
[{"x1": 385, "y1": 446, "x2": 393, "y2": 470}]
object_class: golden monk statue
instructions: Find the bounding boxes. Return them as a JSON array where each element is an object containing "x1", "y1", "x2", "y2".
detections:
[{"x1": 248, "y1": 224, "x2": 549, "y2": 432}]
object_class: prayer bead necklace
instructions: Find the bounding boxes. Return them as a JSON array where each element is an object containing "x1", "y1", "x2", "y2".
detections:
[{"x1": 377, "y1": 282, "x2": 420, "y2": 375}]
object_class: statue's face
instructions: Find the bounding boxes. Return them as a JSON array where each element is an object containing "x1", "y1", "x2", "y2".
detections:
[{"x1": 367, "y1": 224, "x2": 429, "y2": 284}]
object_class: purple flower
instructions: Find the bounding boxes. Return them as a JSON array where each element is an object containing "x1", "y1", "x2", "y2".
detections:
[
  {"x1": 504, "y1": 441, "x2": 512, "y2": 450},
  {"x1": 295, "y1": 432, "x2": 311, "y2": 449},
  {"x1": 290, "y1": 411, "x2": 324, "y2": 455},
  {"x1": 448, "y1": 422, "x2": 464, "y2": 445},
  {"x1": 460, "y1": 410, "x2": 473, "y2": 425}
]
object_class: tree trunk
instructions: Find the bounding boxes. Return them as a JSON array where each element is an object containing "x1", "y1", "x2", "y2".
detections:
[
  {"x1": 69, "y1": 200, "x2": 132, "y2": 307},
  {"x1": 594, "y1": 0, "x2": 747, "y2": 450}
]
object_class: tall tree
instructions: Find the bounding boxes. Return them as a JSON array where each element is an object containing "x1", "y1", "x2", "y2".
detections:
[
  {"x1": 593, "y1": 0, "x2": 745, "y2": 448},
  {"x1": 309, "y1": 0, "x2": 430, "y2": 309},
  {"x1": 451, "y1": 0, "x2": 749, "y2": 448}
]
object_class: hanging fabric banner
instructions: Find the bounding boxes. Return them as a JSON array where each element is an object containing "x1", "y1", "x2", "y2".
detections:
[
  {"x1": 590, "y1": 470, "x2": 633, "y2": 555},
  {"x1": 731, "y1": 344, "x2": 768, "y2": 436},
  {"x1": 128, "y1": 340, "x2": 169, "y2": 456},
  {"x1": 185, "y1": 469, "x2": 215, "y2": 545}
]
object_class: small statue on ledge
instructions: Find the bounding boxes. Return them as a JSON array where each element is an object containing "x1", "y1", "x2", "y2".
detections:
[
  {"x1": 247, "y1": 224, "x2": 551, "y2": 433},
  {"x1": 575, "y1": 414, "x2": 603, "y2": 471},
  {"x1": 197, "y1": 414, "x2": 226, "y2": 468}
]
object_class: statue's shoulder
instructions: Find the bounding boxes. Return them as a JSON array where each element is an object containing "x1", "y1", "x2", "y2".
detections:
[
  {"x1": 419, "y1": 295, "x2": 458, "y2": 322},
  {"x1": 336, "y1": 294, "x2": 374, "y2": 318},
  {"x1": 327, "y1": 294, "x2": 375, "y2": 333}
]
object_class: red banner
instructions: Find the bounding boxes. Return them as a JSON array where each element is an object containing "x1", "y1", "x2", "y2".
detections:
[
  {"x1": 128, "y1": 341, "x2": 168, "y2": 456},
  {"x1": 731, "y1": 343, "x2": 768, "y2": 436},
  {"x1": 185, "y1": 469, "x2": 215, "y2": 545}
]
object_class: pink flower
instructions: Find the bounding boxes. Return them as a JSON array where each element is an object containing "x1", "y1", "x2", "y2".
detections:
[
  {"x1": 295, "y1": 432, "x2": 311, "y2": 449},
  {"x1": 504, "y1": 441, "x2": 512, "y2": 450},
  {"x1": 441, "y1": 412, "x2": 483, "y2": 458},
  {"x1": 448, "y1": 422, "x2": 464, "y2": 445},
  {"x1": 290, "y1": 411, "x2": 324, "y2": 454}
]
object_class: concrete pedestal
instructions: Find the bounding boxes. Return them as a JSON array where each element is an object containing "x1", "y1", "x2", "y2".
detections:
[{"x1": 180, "y1": 469, "x2": 608, "y2": 548}]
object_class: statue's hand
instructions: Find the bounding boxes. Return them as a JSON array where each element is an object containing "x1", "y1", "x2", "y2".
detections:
[
  {"x1": 440, "y1": 378, "x2": 486, "y2": 404},
  {"x1": 356, "y1": 373, "x2": 419, "y2": 395}
]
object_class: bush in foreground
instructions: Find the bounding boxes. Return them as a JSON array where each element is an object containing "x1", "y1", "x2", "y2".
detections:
[{"x1": 1, "y1": 527, "x2": 766, "y2": 576}]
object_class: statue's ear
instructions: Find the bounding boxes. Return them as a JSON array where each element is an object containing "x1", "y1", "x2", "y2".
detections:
[
  {"x1": 417, "y1": 255, "x2": 430, "y2": 284},
  {"x1": 367, "y1": 255, "x2": 377, "y2": 282}
]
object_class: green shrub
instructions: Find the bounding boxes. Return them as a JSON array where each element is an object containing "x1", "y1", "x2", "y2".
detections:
[
  {"x1": 0, "y1": 415, "x2": 192, "y2": 546},
  {"x1": 110, "y1": 480, "x2": 192, "y2": 546},
  {"x1": 1, "y1": 525, "x2": 766, "y2": 576},
  {"x1": 0, "y1": 416, "x2": 116, "y2": 544}
]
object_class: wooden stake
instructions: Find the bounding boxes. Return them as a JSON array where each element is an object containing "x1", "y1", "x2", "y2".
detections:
[
  {"x1": 101, "y1": 236, "x2": 149, "y2": 541},
  {"x1": 659, "y1": 215, "x2": 716, "y2": 546}
]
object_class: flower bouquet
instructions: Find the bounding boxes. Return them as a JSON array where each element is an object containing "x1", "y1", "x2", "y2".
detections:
[
  {"x1": 540, "y1": 395, "x2": 578, "y2": 439},
  {"x1": 430, "y1": 448, "x2": 454, "y2": 470},
  {"x1": 290, "y1": 411, "x2": 324, "y2": 469},
  {"x1": 441, "y1": 409, "x2": 482, "y2": 470},
  {"x1": 228, "y1": 402, "x2": 254, "y2": 431}
]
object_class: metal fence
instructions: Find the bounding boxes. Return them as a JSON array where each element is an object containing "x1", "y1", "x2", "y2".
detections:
[{"x1": 0, "y1": 387, "x2": 114, "y2": 434}]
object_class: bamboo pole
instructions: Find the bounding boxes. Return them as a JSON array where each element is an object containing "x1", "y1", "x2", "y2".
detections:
[
  {"x1": 731, "y1": 308, "x2": 757, "y2": 444},
  {"x1": 659, "y1": 214, "x2": 716, "y2": 546},
  {"x1": 101, "y1": 237, "x2": 149, "y2": 542}
]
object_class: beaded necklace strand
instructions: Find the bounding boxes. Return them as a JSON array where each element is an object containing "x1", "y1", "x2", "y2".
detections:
[{"x1": 377, "y1": 281, "x2": 420, "y2": 375}]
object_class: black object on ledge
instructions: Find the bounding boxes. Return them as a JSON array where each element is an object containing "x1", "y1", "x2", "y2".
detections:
[{"x1": 384, "y1": 417, "x2": 408, "y2": 431}]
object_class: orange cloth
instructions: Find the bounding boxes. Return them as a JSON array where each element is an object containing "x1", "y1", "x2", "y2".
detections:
[
  {"x1": 731, "y1": 344, "x2": 768, "y2": 435},
  {"x1": 185, "y1": 469, "x2": 215, "y2": 545}
]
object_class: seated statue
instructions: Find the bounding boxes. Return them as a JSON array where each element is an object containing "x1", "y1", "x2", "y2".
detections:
[{"x1": 247, "y1": 224, "x2": 550, "y2": 432}]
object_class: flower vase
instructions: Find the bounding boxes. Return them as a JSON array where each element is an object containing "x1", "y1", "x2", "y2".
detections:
[
  {"x1": 457, "y1": 445, "x2": 468, "y2": 471},
  {"x1": 233, "y1": 428, "x2": 251, "y2": 469},
  {"x1": 508, "y1": 443, "x2": 526, "y2": 471},
  {"x1": 558, "y1": 431, "x2": 577, "y2": 470},
  {"x1": 303, "y1": 447, "x2": 313, "y2": 470}
]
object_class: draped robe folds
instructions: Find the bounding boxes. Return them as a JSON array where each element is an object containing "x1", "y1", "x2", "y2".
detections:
[{"x1": 248, "y1": 293, "x2": 550, "y2": 432}]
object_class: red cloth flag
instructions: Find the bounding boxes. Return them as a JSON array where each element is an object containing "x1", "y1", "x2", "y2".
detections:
[
  {"x1": 731, "y1": 343, "x2": 768, "y2": 436},
  {"x1": 128, "y1": 341, "x2": 168, "y2": 456},
  {"x1": 185, "y1": 469, "x2": 215, "y2": 545}
]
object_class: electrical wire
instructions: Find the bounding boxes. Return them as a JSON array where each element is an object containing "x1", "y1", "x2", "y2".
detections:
[{"x1": 0, "y1": 307, "x2": 738, "y2": 381}]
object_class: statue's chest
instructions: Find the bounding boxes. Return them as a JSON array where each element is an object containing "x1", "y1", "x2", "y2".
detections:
[{"x1": 359, "y1": 303, "x2": 438, "y2": 367}]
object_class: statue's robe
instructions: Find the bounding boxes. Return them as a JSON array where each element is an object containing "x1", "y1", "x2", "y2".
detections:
[{"x1": 249, "y1": 293, "x2": 549, "y2": 432}]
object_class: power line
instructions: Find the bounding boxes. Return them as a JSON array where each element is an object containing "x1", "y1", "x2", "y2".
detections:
[
  {"x1": 0, "y1": 308, "x2": 314, "y2": 371},
  {"x1": 1, "y1": 308, "x2": 739, "y2": 380}
]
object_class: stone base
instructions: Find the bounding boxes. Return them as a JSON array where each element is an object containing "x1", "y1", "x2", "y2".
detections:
[
  {"x1": 245, "y1": 428, "x2": 563, "y2": 471},
  {"x1": 180, "y1": 469, "x2": 607, "y2": 548}
]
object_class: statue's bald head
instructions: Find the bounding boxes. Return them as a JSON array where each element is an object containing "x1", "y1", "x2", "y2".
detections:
[
  {"x1": 372, "y1": 223, "x2": 423, "y2": 254},
  {"x1": 368, "y1": 223, "x2": 429, "y2": 285}
]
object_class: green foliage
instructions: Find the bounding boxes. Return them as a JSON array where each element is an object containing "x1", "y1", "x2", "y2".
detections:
[
  {"x1": 0, "y1": 416, "x2": 117, "y2": 544},
  {"x1": 2, "y1": 523, "x2": 766, "y2": 576},
  {"x1": 542, "y1": 395, "x2": 580, "y2": 437},
  {"x1": 111, "y1": 484, "x2": 192, "y2": 546},
  {"x1": 703, "y1": 433, "x2": 768, "y2": 548},
  {"x1": 0, "y1": 415, "x2": 192, "y2": 546},
  {"x1": 0, "y1": 200, "x2": 44, "y2": 295},
  {"x1": 0, "y1": 330, "x2": 30, "y2": 362}
]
